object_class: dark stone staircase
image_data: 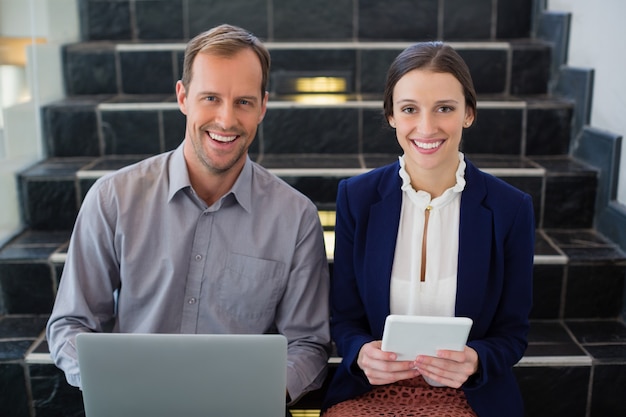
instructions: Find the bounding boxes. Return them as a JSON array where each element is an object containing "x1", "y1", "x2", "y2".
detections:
[{"x1": 1, "y1": 1, "x2": 625, "y2": 416}]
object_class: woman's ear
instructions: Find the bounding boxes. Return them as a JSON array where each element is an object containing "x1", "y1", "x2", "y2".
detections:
[
  {"x1": 388, "y1": 117, "x2": 396, "y2": 129},
  {"x1": 464, "y1": 109, "x2": 475, "y2": 128}
]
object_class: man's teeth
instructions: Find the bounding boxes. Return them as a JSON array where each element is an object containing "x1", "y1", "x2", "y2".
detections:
[
  {"x1": 414, "y1": 140, "x2": 442, "y2": 150},
  {"x1": 209, "y1": 132, "x2": 237, "y2": 142}
]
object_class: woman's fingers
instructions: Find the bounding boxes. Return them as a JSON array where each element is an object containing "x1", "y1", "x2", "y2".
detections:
[{"x1": 357, "y1": 340, "x2": 420, "y2": 385}]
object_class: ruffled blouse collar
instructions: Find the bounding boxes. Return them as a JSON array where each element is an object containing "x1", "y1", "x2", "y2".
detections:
[{"x1": 398, "y1": 152, "x2": 466, "y2": 209}]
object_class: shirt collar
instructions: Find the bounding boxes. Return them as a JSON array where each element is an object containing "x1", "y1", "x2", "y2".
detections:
[
  {"x1": 228, "y1": 156, "x2": 253, "y2": 213},
  {"x1": 167, "y1": 143, "x2": 253, "y2": 213},
  {"x1": 167, "y1": 143, "x2": 192, "y2": 202},
  {"x1": 397, "y1": 152, "x2": 467, "y2": 208}
]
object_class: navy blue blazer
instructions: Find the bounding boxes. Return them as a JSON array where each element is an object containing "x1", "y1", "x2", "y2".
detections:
[{"x1": 323, "y1": 159, "x2": 534, "y2": 417}]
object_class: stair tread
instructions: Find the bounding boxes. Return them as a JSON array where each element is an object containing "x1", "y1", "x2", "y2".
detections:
[
  {"x1": 20, "y1": 154, "x2": 594, "y2": 178},
  {"x1": 14, "y1": 317, "x2": 626, "y2": 366}
]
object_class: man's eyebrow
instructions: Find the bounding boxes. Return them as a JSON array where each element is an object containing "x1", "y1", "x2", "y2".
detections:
[
  {"x1": 195, "y1": 91, "x2": 259, "y2": 102},
  {"x1": 237, "y1": 95, "x2": 260, "y2": 102}
]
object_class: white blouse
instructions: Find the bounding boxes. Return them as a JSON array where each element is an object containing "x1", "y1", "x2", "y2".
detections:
[{"x1": 389, "y1": 152, "x2": 466, "y2": 318}]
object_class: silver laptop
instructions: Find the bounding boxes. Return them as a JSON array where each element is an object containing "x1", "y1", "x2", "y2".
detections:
[{"x1": 76, "y1": 332, "x2": 287, "y2": 417}]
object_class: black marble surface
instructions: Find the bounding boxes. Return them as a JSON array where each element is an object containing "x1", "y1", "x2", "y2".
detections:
[
  {"x1": 63, "y1": 44, "x2": 117, "y2": 95},
  {"x1": 135, "y1": 0, "x2": 184, "y2": 41},
  {"x1": 510, "y1": 43, "x2": 551, "y2": 95},
  {"x1": 555, "y1": 67, "x2": 594, "y2": 140},
  {"x1": 0, "y1": 363, "x2": 30, "y2": 417},
  {"x1": 526, "y1": 105, "x2": 574, "y2": 155},
  {"x1": 79, "y1": 0, "x2": 132, "y2": 41},
  {"x1": 443, "y1": 0, "x2": 492, "y2": 40},
  {"x1": 496, "y1": 0, "x2": 532, "y2": 39},
  {"x1": 458, "y1": 49, "x2": 508, "y2": 94},
  {"x1": 590, "y1": 364, "x2": 626, "y2": 416},
  {"x1": 188, "y1": 0, "x2": 269, "y2": 40},
  {"x1": 463, "y1": 108, "x2": 524, "y2": 154},
  {"x1": 62, "y1": 42, "x2": 554, "y2": 97},
  {"x1": 358, "y1": 0, "x2": 438, "y2": 40},
  {"x1": 273, "y1": 0, "x2": 353, "y2": 40},
  {"x1": 77, "y1": 0, "x2": 535, "y2": 43},
  {"x1": 29, "y1": 363, "x2": 85, "y2": 417},
  {"x1": 43, "y1": 101, "x2": 101, "y2": 157},
  {"x1": 262, "y1": 107, "x2": 360, "y2": 154},
  {"x1": 101, "y1": 110, "x2": 162, "y2": 154},
  {"x1": 531, "y1": 264, "x2": 565, "y2": 319},
  {"x1": 119, "y1": 51, "x2": 178, "y2": 95},
  {"x1": 515, "y1": 365, "x2": 590, "y2": 417}
]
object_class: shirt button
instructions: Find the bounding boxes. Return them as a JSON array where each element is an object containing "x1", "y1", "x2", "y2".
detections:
[
  {"x1": 188, "y1": 298, "x2": 197, "y2": 304},
  {"x1": 195, "y1": 254, "x2": 202, "y2": 261}
]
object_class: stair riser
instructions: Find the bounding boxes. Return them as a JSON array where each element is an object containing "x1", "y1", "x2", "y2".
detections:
[
  {"x1": 3, "y1": 231, "x2": 624, "y2": 320},
  {"x1": 17, "y1": 165, "x2": 596, "y2": 233},
  {"x1": 43, "y1": 102, "x2": 573, "y2": 158},
  {"x1": 78, "y1": 0, "x2": 532, "y2": 42},
  {"x1": 62, "y1": 43, "x2": 550, "y2": 97}
]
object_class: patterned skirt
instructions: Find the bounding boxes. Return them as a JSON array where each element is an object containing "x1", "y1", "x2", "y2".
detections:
[{"x1": 322, "y1": 376, "x2": 477, "y2": 417}]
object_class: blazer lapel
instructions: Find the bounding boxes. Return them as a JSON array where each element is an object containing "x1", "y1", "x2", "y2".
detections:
[
  {"x1": 456, "y1": 161, "x2": 493, "y2": 320},
  {"x1": 363, "y1": 164, "x2": 402, "y2": 336}
]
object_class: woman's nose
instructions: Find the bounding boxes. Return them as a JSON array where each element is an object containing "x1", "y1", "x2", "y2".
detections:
[{"x1": 416, "y1": 113, "x2": 437, "y2": 136}]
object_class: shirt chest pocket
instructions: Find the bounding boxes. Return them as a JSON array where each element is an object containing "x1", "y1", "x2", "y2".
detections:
[{"x1": 217, "y1": 253, "x2": 287, "y2": 319}]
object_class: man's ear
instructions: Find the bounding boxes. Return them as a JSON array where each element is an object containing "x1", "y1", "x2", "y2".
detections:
[
  {"x1": 176, "y1": 80, "x2": 188, "y2": 115},
  {"x1": 258, "y1": 91, "x2": 269, "y2": 124}
]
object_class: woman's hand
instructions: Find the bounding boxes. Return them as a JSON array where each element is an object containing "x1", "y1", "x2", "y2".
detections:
[
  {"x1": 413, "y1": 346, "x2": 479, "y2": 388},
  {"x1": 357, "y1": 340, "x2": 420, "y2": 385}
]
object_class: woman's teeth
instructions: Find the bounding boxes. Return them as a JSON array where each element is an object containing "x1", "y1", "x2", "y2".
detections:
[
  {"x1": 413, "y1": 140, "x2": 442, "y2": 150},
  {"x1": 209, "y1": 132, "x2": 237, "y2": 143}
]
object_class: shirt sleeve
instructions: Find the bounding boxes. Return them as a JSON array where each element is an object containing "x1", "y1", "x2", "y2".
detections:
[
  {"x1": 273, "y1": 202, "x2": 331, "y2": 404},
  {"x1": 45, "y1": 178, "x2": 120, "y2": 388}
]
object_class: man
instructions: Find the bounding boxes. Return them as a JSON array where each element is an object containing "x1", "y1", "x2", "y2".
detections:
[{"x1": 46, "y1": 24, "x2": 331, "y2": 406}]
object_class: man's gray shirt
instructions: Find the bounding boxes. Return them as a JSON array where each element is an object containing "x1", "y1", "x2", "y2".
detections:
[{"x1": 46, "y1": 144, "x2": 331, "y2": 401}]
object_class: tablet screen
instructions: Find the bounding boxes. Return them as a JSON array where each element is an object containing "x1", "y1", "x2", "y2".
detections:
[{"x1": 381, "y1": 315, "x2": 473, "y2": 361}]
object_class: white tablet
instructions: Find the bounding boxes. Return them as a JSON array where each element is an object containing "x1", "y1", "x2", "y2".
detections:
[{"x1": 381, "y1": 315, "x2": 473, "y2": 361}]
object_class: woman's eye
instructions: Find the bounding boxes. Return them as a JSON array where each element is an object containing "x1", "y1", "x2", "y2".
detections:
[
  {"x1": 402, "y1": 107, "x2": 416, "y2": 114},
  {"x1": 439, "y1": 106, "x2": 454, "y2": 113}
]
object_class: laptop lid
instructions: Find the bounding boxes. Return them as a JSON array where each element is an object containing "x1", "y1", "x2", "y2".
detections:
[{"x1": 76, "y1": 333, "x2": 287, "y2": 417}]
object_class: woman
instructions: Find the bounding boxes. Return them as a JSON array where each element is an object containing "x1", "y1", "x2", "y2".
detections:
[{"x1": 322, "y1": 42, "x2": 534, "y2": 416}]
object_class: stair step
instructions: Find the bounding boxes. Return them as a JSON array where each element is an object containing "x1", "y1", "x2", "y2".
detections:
[
  {"x1": 79, "y1": 0, "x2": 533, "y2": 43},
  {"x1": 17, "y1": 154, "x2": 597, "y2": 232},
  {"x1": 2, "y1": 225, "x2": 624, "y2": 320},
  {"x1": 43, "y1": 95, "x2": 574, "y2": 159},
  {"x1": 62, "y1": 40, "x2": 551, "y2": 97}
]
